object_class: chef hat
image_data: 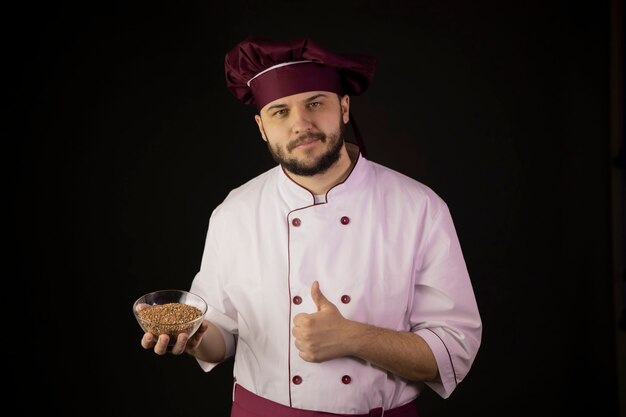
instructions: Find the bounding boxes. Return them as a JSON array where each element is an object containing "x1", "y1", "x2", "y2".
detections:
[{"x1": 224, "y1": 36, "x2": 377, "y2": 111}]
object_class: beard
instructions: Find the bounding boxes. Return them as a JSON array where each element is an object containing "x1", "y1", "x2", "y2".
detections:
[{"x1": 265, "y1": 120, "x2": 346, "y2": 177}]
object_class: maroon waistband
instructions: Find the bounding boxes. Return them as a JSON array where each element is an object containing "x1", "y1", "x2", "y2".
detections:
[{"x1": 231, "y1": 383, "x2": 418, "y2": 417}]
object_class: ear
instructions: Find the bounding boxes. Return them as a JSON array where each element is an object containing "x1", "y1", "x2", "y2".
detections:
[
  {"x1": 340, "y1": 95, "x2": 350, "y2": 124},
  {"x1": 254, "y1": 114, "x2": 268, "y2": 142}
]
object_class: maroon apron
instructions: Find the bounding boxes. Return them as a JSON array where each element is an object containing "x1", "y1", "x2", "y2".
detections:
[{"x1": 231, "y1": 383, "x2": 419, "y2": 417}]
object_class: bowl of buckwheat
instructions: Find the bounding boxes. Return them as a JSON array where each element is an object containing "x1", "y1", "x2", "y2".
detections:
[{"x1": 133, "y1": 289, "x2": 207, "y2": 345}]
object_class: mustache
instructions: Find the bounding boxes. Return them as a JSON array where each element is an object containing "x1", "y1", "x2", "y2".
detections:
[{"x1": 287, "y1": 131, "x2": 326, "y2": 152}]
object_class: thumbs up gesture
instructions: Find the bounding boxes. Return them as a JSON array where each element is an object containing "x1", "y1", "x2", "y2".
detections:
[{"x1": 292, "y1": 281, "x2": 352, "y2": 362}]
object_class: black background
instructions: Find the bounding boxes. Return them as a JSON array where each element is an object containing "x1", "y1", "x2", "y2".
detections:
[{"x1": 9, "y1": 1, "x2": 624, "y2": 416}]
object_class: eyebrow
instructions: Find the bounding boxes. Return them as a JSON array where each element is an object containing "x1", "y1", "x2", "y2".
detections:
[
  {"x1": 303, "y1": 93, "x2": 328, "y2": 103},
  {"x1": 265, "y1": 103, "x2": 287, "y2": 113},
  {"x1": 264, "y1": 93, "x2": 330, "y2": 113}
]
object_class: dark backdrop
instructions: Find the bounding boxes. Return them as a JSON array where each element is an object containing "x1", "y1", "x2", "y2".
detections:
[{"x1": 10, "y1": 1, "x2": 623, "y2": 416}]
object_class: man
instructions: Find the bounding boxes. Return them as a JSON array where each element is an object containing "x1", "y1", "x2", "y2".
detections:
[{"x1": 141, "y1": 36, "x2": 482, "y2": 417}]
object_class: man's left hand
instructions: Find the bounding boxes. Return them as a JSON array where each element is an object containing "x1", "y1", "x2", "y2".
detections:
[{"x1": 292, "y1": 280, "x2": 353, "y2": 362}]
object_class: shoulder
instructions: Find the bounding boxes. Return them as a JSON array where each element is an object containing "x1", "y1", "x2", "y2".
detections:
[
  {"x1": 366, "y1": 159, "x2": 445, "y2": 207},
  {"x1": 209, "y1": 165, "x2": 279, "y2": 219}
]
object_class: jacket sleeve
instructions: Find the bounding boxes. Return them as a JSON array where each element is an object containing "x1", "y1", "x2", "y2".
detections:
[
  {"x1": 410, "y1": 201, "x2": 482, "y2": 398},
  {"x1": 190, "y1": 207, "x2": 238, "y2": 372}
]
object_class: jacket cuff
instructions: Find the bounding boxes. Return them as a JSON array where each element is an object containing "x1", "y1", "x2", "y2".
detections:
[{"x1": 415, "y1": 328, "x2": 457, "y2": 398}]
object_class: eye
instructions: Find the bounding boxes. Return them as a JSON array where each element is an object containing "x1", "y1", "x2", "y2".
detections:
[
  {"x1": 272, "y1": 109, "x2": 288, "y2": 117},
  {"x1": 308, "y1": 101, "x2": 322, "y2": 109}
]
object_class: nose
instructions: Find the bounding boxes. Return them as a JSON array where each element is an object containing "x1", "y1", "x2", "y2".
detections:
[{"x1": 291, "y1": 106, "x2": 313, "y2": 135}]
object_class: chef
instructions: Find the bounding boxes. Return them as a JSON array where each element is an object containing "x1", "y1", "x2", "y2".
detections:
[{"x1": 141, "y1": 36, "x2": 482, "y2": 417}]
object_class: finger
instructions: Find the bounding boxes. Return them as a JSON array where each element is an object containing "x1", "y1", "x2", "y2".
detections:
[
  {"x1": 186, "y1": 321, "x2": 210, "y2": 352},
  {"x1": 141, "y1": 332, "x2": 156, "y2": 349},
  {"x1": 154, "y1": 334, "x2": 170, "y2": 355},
  {"x1": 136, "y1": 303, "x2": 151, "y2": 312},
  {"x1": 293, "y1": 312, "x2": 313, "y2": 328},
  {"x1": 311, "y1": 281, "x2": 331, "y2": 311},
  {"x1": 292, "y1": 325, "x2": 301, "y2": 338},
  {"x1": 194, "y1": 321, "x2": 209, "y2": 339},
  {"x1": 293, "y1": 338, "x2": 302, "y2": 351},
  {"x1": 171, "y1": 333, "x2": 189, "y2": 355}
]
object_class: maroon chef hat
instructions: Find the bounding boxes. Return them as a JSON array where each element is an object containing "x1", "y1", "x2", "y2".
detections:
[
  {"x1": 224, "y1": 36, "x2": 377, "y2": 111},
  {"x1": 224, "y1": 36, "x2": 377, "y2": 156}
]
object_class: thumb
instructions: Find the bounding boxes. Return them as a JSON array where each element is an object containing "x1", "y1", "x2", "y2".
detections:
[{"x1": 311, "y1": 280, "x2": 332, "y2": 311}]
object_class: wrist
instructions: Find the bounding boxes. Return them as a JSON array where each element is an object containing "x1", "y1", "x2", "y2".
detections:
[{"x1": 343, "y1": 320, "x2": 369, "y2": 357}]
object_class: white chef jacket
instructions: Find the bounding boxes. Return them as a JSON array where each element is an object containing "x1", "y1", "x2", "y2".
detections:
[{"x1": 190, "y1": 146, "x2": 482, "y2": 414}]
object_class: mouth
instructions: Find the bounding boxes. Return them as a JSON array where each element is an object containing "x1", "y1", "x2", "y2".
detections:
[
  {"x1": 295, "y1": 137, "x2": 320, "y2": 149},
  {"x1": 288, "y1": 133, "x2": 326, "y2": 152}
]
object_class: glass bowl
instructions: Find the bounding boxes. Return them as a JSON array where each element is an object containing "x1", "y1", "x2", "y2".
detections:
[{"x1": 133, "y1": 289, "x2": 207, "y2": 346}]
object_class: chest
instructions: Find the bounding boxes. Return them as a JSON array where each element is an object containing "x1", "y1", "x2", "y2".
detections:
[{"x1": 219, "y1": 198, "x2": 425, "y2": 328}]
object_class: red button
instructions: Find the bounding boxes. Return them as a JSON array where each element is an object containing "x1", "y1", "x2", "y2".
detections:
[
  {"x1": 341, "y1": 375, "x2": 351, "y2": 384},
  {"x1": 341, "y1": 295, "x2": 351, "y2": 304},
  {"x1": 292, "y1": 375, "x2": 302, "y2": 385},
  {"x1": 293, "y1": 296, "x2": 302, "y2": 305},
  {"x1": 292, "y1": 218, "x2": 301, "y2": 227},
  {"x1": 340, "y1": 216, "x2": 350, "y2": 225}
]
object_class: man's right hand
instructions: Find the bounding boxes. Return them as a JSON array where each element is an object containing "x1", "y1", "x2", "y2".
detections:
[{"x1": 141, "y1": 320, "x2": 210, "y2": 356}]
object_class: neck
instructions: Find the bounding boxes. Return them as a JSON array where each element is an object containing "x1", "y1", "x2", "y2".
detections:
[{"x1": 287, "y1": 143, "x2": 357, "y2": 195}]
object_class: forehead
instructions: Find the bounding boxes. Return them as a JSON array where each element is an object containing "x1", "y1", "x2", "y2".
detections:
[{"x1": 260, "y1": 90, "x2": 335, "y2": 112}]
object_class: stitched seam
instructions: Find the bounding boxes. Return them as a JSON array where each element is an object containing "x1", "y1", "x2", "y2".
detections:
[{"x1": 426, "y1": 328, "x2": 458, "y2": 387}]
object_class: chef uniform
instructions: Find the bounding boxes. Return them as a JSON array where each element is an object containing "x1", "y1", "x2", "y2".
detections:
[{"x1": 190, "y1": 37, "x2": 482, "y2": 417}]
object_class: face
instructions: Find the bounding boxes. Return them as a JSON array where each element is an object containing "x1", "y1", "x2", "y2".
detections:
[{"x1": 255, "y1": 91, "x2": 350, "y2": 177}]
